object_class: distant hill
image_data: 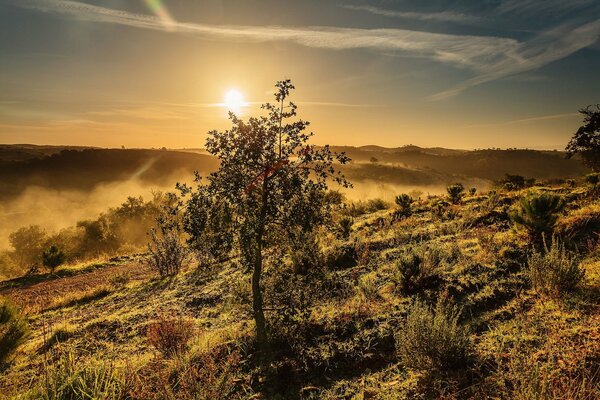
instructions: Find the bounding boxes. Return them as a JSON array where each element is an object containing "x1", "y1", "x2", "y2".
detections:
[
  {"x1": 0, "y1": 148, "x2": 218, "y2": 201},
  {"x1": 331, "y1": 146, "x2": 586, "y2": 180},
  {"x1": 0, "y1": 144, "x2": 588, "y2": 202}
]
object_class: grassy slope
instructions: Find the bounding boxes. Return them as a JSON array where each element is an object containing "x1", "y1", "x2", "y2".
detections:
[{"x1": 0, "y1": 186, "x2": 598, "y2": 399}]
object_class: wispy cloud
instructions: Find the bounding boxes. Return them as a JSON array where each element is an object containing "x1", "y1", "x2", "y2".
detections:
[
  {"x1": 463, "y1": 112, "x2": 579, "y2": 129},
  {"x1": 9, "y1": 0, "x2": 600, "y2": 100},
  {"x1": 429, "y1": 19, "x2": 600, "y2": 100},
  {"x1": 340, "y1": 4, "x2": 482, "y2": 25},
  {"x1": 496, "y1": 0, "x2": 597, "y2": 16}
]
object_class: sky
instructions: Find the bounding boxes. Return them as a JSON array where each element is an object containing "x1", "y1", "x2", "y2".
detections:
[{"x1": 0, "y1": 0, "x2": 599, "y2": 150}]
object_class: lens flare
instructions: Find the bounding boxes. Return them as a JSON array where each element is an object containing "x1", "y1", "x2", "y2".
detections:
[{"x1": 143, "y1": 0, "x2": 175, "y2": 30}]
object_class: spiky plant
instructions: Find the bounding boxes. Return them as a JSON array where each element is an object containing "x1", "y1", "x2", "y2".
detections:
[
  {"x1": 42, "y1": 245, "x2": 65, "y2": 272},
  {"x1": 394, "y1": 194, "x2": 414, "y2": 218},
  {"x1": 510, "y1": 192, "x2": 566, "y2": 246},
  {"x1": 447, "y1": 183, "x2": 465, "y2": 204},
  {"x1": 469, "y1": 187, "x2": 477, "y2": 196}
]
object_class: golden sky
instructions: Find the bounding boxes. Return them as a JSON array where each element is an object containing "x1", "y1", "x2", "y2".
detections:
[{"x1": 1, "y1": 0, "x2": 599, "y2": 149}]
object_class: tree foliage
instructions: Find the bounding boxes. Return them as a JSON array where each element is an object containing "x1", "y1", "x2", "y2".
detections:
[
  {"x1": 566, "y1": 105, "x2": 600, "y2": 171},
  {"x1": 181, "y1": 80, "x2": 350, "y2": 348}
]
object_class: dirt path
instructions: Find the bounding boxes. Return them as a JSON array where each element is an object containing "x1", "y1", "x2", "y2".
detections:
[{"x1": 0, "y1": 261, "x2": 154, "y2": 311}]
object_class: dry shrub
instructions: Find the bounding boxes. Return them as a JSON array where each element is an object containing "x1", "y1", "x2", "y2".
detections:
[
  {"x1": 146, "y1": 228, "x2": 190, "y2": 278},
  {"x1": 396, "y1": 300, "x2": 472, "y2": 373},
  {"x1": 528, "y1": 239, "x2": 584, "y2": 298},
  {"x1": 126, "y1": 346, "x2": 245, "y2": 400},
  {"x1": 147, "y1": 316, "x2": 195, "y2": 358}
]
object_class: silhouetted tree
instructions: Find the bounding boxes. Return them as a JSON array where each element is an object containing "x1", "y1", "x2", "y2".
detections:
[
  {"x1": 182, "y1": 80, "x2": 350, "y2": 350},
  {"x1": 566, "y1": 105, "x2": 600, "y2": 171}
]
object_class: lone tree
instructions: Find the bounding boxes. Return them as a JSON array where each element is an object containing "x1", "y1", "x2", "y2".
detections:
[
  {"x1": 566, "y1": 105, "x2": 600, "y2": 171},
  {"x1": 182, "y1": 80, "x2": 350, "y2": 349}
]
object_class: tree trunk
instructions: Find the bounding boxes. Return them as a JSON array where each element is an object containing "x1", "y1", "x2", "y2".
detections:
[
  {"x1": 252, "y1": 174, "x2": 269, "y2": 352},
  {"x1": 252, "y1": 242, "x2": 267, "y2": 349}
]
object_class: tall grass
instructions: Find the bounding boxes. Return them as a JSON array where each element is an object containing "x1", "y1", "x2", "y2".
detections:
[
  {"x1": 32, "y1": 351, "x2": 125, "y2": 400},
  {"x1": 0, "y1": 297, "x2": 30, "y2": 364}
]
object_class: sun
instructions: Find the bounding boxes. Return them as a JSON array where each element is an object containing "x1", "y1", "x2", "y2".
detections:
[{"x1": 224, "y1": 89, "x2": 246, "y2": 113}]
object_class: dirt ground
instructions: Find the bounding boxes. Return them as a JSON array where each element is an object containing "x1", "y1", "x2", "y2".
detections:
[{"x1": 0, "y1": 261, "x2": 154, "y2": 312}]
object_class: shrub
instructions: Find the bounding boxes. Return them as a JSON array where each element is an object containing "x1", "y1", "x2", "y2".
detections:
[
  {"x1": 510, "y1": 192, "x2": 565, "y2": 246},
  {"x1": 430, "y1": 198, "x2": 450, "y2": 220},
  {"x1": 527, "y1": 239, "x2": 584, "y2": 298},
  {"x1": 289, "y1": 231, "x2": 323, "y2": 274},
  {"x1": 394, "y1": 245, "x2": 443, "y2": 294},
  {"x1": 147, "y1": 315, "x2": 195, "y2": 358},
  {"x1": 0, "y1": 298, "x2": 30, "y2": 364},
  {"x1": 324, "y1": 243, "x2": 357, "y2": 270},
  {"x1": 396, "y1": 300, "x2": 472, "y2": 373},
  {"x1": 394, "y1": 194, "x2": 413, "y2": 218},
  {"x1": 356, "y1": 272, "x2": 379, "y2": 300},
  {"x1": 337, "y1": 217, "x2": 353, "y2": 240},
  {"x1": 42, "y1": 245, "x2": 65, "y2": 272},
  {"x1": 469, "y1": 187, "x2": 477, "y2": 196},
  {"x1": 585, "y1": 172, "x2": 599, "y2": 185},
  {"x1": 145, "y1": 228, "x2": 190, "y2": 277},
  {"x1": 366, "y1": 198, "x2": 388, "y2": 212},
  {"x1": 554, "y1": 203, "x2": 600, "y2": 250},
  {"x1": 447, "y1": 183, "x2": 465, "y2": 204},
  {"x1": 498, "y1": 174, "x2": 529, "y2": 191}
]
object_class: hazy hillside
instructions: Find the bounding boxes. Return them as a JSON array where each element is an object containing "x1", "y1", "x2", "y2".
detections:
[{"x1": 0, "y1": 144, "x2": 585, "y2": 251}]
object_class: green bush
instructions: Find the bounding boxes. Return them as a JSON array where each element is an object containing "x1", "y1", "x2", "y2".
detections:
[
  {"x1": 0, "y1": 298, "x2": 30, "y2": 364},
  {"x1": 447, "y1": 183, "x2": 465, "y2": 204},
  {"x1": 396, "y1": 300, "x2": 472, "y2": 373},
  {"x1": 527, "y1": 239, "x2": 584, "y2": 298},
  {"x1": 510, "y1": 192, "x2": 565, "y2": 245},
  {"x1": 42, "y1": 245, "x2": 65, "y2": 272}
]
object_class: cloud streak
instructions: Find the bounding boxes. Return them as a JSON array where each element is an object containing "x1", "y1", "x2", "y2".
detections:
[
  {"x1": 340, "y1": 4, "x2": 483, "y2": 25},
  {"x1": 9, "y1": 0, "x2": 600, "y2": 100},
  {"x1": 496, "y1": 0, "x2": 597, "y2": 16}
]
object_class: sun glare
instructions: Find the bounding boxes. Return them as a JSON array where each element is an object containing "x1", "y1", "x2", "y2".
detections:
[{"x1": 224, "y1": 89, "x2": 246, "y2": 113}]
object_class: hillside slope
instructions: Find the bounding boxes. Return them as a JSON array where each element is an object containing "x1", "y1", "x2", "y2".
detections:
[{"x1": 1, "y1": 183, "x2": 598, "y2": 399}]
